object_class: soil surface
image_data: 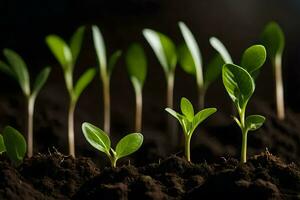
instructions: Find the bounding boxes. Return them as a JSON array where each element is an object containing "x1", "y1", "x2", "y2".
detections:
[{"x1": 0, "y1": 151, "x2": 299, "y2": 200}]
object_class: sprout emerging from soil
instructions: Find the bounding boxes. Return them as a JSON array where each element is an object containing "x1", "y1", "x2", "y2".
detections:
[
  {"x1": 178, "y1": 22, "x2": 224, "y2": 109},
  {"x1": 0, "y1": 49, "x2": 50, "y2": 157},
  {"x1": 143, "y1": 29, "x2": 177, "y2": 146},
  {"x1": 92, "y1": 26, "x2": 122, "y2": 135},
  {"x1": 261, "y1": 22, "x2": 285, "y2": 120},
  {"x1": 126, "y1": 43, "x2": 147, "y2": 132},
  {"x1": 0, "y1": 126, "x2": 27, "y2": 166},
  {"x1": 46, "y1": 26, "x2": 96, "y2": 157},
  {"x1": 165, "y1": 97, "x2": 216, "y2": 162},
  {"x1": 82, "y1": 122, "x2": 143, "y2": 168},
  {"x1": 222, "y1": 45, "x2": 266, "y2": 163}
]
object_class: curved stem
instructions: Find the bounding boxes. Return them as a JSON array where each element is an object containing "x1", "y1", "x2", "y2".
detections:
[
  {"x1": 274, "y1": 55, "x2": 285, "y2": 120},
  {"x1": 103, "y1": 78, "x2": 111, "y2": 135},
  {"x1": 185, "y1": 134, "x2": 192, "y2": 162},
  {"x1": 68, "y1": 102, "x2": 76, "y2": 157},
  {"x1": 27, "y1": 97, "x2": 35, "y2": 157},
  {"x1": 135, "y1": 92, "x2": 142, "y2": 132}
]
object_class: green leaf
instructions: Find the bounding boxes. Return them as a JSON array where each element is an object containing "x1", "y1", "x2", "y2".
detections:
[
  {"x1": 108, "y1": 50, "x2": 122, "y2": 77},
  {"x1": 3, "y1": 49, "x2": 30, "y2": 96},
  {"x1": 0, "y1": 135, "x2": 6, "y2": 154},
  {"x1": 240, "y1": 45, "x2": 266, "y2": 76},
  {"x1": 261, "y1": 22, "x2": 285, "y2": 60},
  {"x1": 177, "y1": 44, "x2": 196, "y2": 75},
  {"x1": 126, "y1": 43, "x2": 147, "y2": 86},
  {"x1": 222, "y1": 64, "x2": 255, "y2": 109},
  {"x1": 204, "y1": 54, "x2": 224, "y2": 88},
  {"x1": 209, "y1": 37, "x2": 233, "y2": 64},
  {"x1": 82, "y1": 122, "x2": 111, "y2": 155},
  {"x1": 70, "y1": 26, "x2": 85, "y2": 64},
  {"x1": 178, "y1": 22, "x2": 203, "y2": 86},
  {"x1": 180, "y1": 97, "x2": 194, "y2": 121},
  {"x1": 2, "y1": 126, "x2": 26, "y2": 166},
  {"x1": 245, "y1": 115, "x2": 265, "y2": 131},
  {"x1": 32, "y1": 67, "x2": 51, "y2": 98},
  {"x1": 115, "y1": 133, "x2": 143, "y2": 159},
  {"x1": 92, "y1": 26, "x2": 107, "y2": 73},
  {"x1": 0, "y1": 60, "x2": 15, "y2": 77},
  {"x1": 191, "y1": 108, "x2": 217, "y2": 134},
  {"x1": 143, "y1": 29, "x2": 177, "y2": 74},
  {"x1": 45, "y1": 35, "x2": 72, "y2": 70},
  {"x1": 165, "y1": 108, "x2": 184, "y2": 122},
  {"x1": 73, "y1": 68, "x2": 96, "y2": 102}
]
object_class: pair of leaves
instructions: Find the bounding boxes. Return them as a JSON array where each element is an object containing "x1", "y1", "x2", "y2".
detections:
[
  {"x1": 92, "y1": 25, "x2": 122, "y2": 78},
  {"x1": 165, "y1": 97, "x2": 217, "y2": 137},
  {"x1": 0, "y1": 126, "x2": 27, "y2": 166},
  {"x1": 261, "y1": 22, "x2": 285, "y2": 61},
  {"x1": 82, "y1": 122, "x2": 143, "y2": 167},
  {"x1": 0, "y1": 49, "x2": 51, "y2": 99},
  {"x1": 126, "y1": 43, "x2": 147, "y2": 91},
  {"x1": 143, "y1": 29, "x2": 177, "y2": 76}
]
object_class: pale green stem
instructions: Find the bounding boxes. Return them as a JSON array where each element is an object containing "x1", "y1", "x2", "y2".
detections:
[
  {"x1": 27, "y1": 96, "x2": 35, "y2": 157},
  {"x1": 241, "y1": 129, "x2": 248, "y2": 163},
  {"x1": 167, "y1": 74, "x2": 176, "y2": 147},
  {"x1": 135, "y1": 92, "x2": 142, "y2": 133},
  {"x1": 198, "y1": 86, "x2": 205, "y2": 110},
  {"x1": 103, "y1": 77, "x2": 111, "y2": 135},
  {"x1": 109, "y1": 149, "x2": 117, "y2": 168},
  {"x1": 68, "y1": 101, "x2": 76, "y2": 157},
  {"x1": 185, "y1": 134, "x2": 192, "y2": 162},
  {"x1": 274, "y1": 54, "x2": 285, "y2": 120}
]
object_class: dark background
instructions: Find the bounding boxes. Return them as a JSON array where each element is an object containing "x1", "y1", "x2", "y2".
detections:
[{"x1": 0, "y1": 0, "x2": 300, "y2": 163}]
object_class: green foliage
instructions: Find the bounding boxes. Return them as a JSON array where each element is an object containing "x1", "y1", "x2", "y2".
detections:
[
  {"x1": 245, "y1": 115, "x2": 265, "y2": 131},
  {"x1": 165, "y1": 97, "x2": 216, "y2": 161},
  {"x1": 177, "y1": 44, "x2": 196, "y2": 75},
  {"x1": 82, "y1": 122, "x2": 143, "y2": 167},
  {"x1": 143, "y1": 29, "x2": 177, "y2": 76},
  {"x1": 1, "y1": 126, "x2": 27, "y2": 166},
  {"x1": 261, "y1": 22, "x2": 285, "y2": 60},
  {"x1": 209, "y1": 37, "x2": 233, "y2": 64},
  {"x1": 126, "y1": 43, "x2": 147, "y2": 88},
  {"x1": 73, "y1": 68, "x2": 96, "y2": 102},
  {"x1": 204, "y1": 54, "x2": 224, "y2": 89}
]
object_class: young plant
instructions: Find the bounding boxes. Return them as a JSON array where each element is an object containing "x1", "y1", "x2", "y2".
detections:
[
  {"x1": 82, "y1": 122, "x2": 143, "y2": 168},
  {"x1": 178, "y1": 22, "x2": 224, "y2": 109},
  {"x1": 142, "y1": 29, "x2": 177, "y2": 145},
  {"x1": 165, "y1": 97, "x2": 216, "y2": 162},
  {"x1": 92, "y1": 26, "x2": 122, "y2": 135},
  {"x1": 0, "y1": 49, "x2": 51, "y2": 157},
  {"x1": 46, "y1": 26, "x2": 96, "y2": 157},
  {"x1": 125, "y1": 43, "x2": 147, "y2": 132},
  {"x1": 222, "y1": 45, "x2": 266, "y2": 163},
  {"x1": 261, "y1": 22, "x2": 285, "y2": 120},
  {"x1": 0, "y1": 126, "x2": 27, "y2": 166}
]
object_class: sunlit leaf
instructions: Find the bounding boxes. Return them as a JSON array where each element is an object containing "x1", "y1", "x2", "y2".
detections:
[{"x1": 115, "y1": 133, "x2": 143, "y2": 159}]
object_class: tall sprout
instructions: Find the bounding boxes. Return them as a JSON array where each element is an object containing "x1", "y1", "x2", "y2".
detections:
[
  {"x1": 142, "y1": 29, "x2": 177, "y2": 146},
  {"x1": 261, "y1": 22, "x2": 285, "y2": 120},
  {"x1": 125, "y1": 43, "x2": 147, "y2": 132},
  {"x1": 46, "y1": 26, "x2": 96, "y2": 157},
  {"x1": 178, "y1": 22, "x2": 224, "y2": 109},
  {"x1": 0, "y1": 49, "x2": 50, "y2": 157},
  {"x1": 92, "y1": 25, "x2": 122, "y2": 134}
]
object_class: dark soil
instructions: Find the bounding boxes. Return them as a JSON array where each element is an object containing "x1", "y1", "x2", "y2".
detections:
[{"x1": 0, "y1": 151, "x2": 299, "y2": 200}]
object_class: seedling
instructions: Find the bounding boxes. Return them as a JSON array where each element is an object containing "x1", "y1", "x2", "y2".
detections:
[
  {"x1": 46, "y1": 26, "x2": 96, "y2": 157},
  {"x1": 0, "y1": 49, "x2": 50, "y2": 157},
  {"x1": 92, "y1": 25, "x2": 122, "y2": 134},
  {"x1": 143, "y1": 29, "x2": 177, "y2": 145},
  {"x1": 126, "y1": 43, "x2": 147, "y2": 132},
  {"x1": 0, "y1": 126, "x2": 27, "y2": 166},
  {"x1": 178, "y1": 22, "x2": 224, "y2": 109},
  {"x1": 82, "y1": 122, "x2": 143, "y2": 168},
  {"x1": 165, "y1": 97, "x2": 216, "y2": 162},
  {"x1": 222, "y1": 45, "x2": 266, "y2": 163},
  {"x1": 261, "y1": 22, "x2": 285, "y2": 120}
]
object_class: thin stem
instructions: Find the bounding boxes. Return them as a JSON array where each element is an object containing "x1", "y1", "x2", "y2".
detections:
[
  {"x1": 166, "y1": 74, "x2": 176, "y2": 147},
  {"x1": 274, "y1": 55, "x2": 285, "y2": 120},
  {"x1": 27, "y1": 97, "x2": 35, "y2": 157},
  {"x1": 68, "y1": 102, "x2": 76, "y2": 157},
  {"x1": 109, "y1": 149, "x2": 117, "y2": 168},
  {"x1": 103, "y1": 77, "x2": 111, "y2": 134},
  {"x1": 240, "y1": 129, "x2": 248, "y2": 163},
  {"x1": 198, "y1": 86, "x2": 205, "y2": 110},
  {"x1": 185, "y1": 134, "x2": 192, "y2": 162},
  {"x1": 135, "y1": 92, "x2": 142, "y2": 132}
]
